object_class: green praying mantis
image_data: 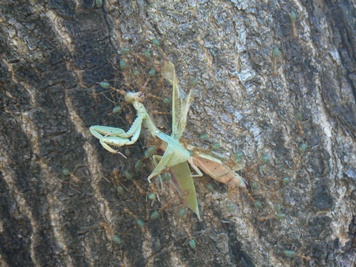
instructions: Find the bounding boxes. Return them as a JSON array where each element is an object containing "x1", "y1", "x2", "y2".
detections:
[{"x1": 90, "y1": 60, "x2": 246, "y2": 220}]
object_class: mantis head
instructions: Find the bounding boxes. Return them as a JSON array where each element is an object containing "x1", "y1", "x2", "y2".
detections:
[{"x1": 124, "y1": 91, "x2": 144, "y2": 104}]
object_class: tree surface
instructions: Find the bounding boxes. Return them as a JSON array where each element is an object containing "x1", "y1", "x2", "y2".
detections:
[{"x1": 1, "y1": 0, "x2": 355, "y2": 266}]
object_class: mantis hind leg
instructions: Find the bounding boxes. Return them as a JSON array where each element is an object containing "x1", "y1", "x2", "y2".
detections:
[
  {"x1": 151, "y1": 155, "x2": 164, "y2": 189},
  {"x1": 147, "y1": 150, "x2": 175, "y2": 182},
  {"x1": 188, "y1": 157, "x2": 203, "y2": 177}
]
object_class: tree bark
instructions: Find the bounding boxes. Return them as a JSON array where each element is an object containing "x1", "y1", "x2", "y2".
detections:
[{"x1": 1, "y1": 0, "x2": 355, "y2": 266}]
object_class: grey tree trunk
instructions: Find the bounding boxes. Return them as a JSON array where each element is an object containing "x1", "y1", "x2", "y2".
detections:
[{"x1": 1, "y1": 0, "x2": 355, "y2": 266}]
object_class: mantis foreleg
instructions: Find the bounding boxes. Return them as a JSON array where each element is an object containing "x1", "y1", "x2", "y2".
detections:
[{"x1": 90, "y1": 112, "x2": 145, "y2": 152}]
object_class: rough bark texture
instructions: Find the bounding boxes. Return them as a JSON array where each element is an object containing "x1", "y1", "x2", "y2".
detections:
[{"x1": 1, "y1": 0, "x2": 355, "y2": 266}]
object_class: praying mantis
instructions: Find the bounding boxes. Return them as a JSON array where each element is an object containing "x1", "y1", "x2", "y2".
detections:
[{"x1": 90, "y1": 59, "x2": 246, "y2": 220}]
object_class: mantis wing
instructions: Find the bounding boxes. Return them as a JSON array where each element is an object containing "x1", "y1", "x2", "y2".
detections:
[
  {"x1": 161, "y1": 61, "x2": 200, "y2": 220},
  {"x1": 170, "y1": 161, "x2": 201, "y2": 220},
  {"x1": 161, "y1": 60, "x2": 194, "y2": 140},
  {"x1": 147, "y1": 132, "x2": 191, "y2": 182},
  {"x1": 190, "y1": 153, "x2": 246, "y2": 188}
]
